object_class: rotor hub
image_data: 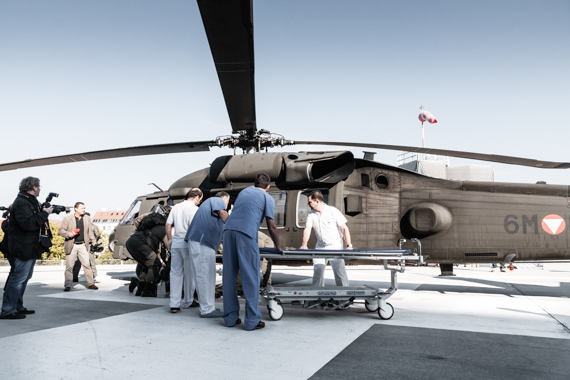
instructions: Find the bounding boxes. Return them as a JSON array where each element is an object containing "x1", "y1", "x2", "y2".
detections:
[{"x1": 212, "y1": 129, "x2": 294, "y2": 153}]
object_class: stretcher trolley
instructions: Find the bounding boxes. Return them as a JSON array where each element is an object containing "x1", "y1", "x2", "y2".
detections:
[{"x1": 259, "y1": 240, "x2": 422, "y2": 321}]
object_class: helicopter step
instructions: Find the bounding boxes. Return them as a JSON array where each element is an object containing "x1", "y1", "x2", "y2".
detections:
[{"x1": 259, "y1": 247, "x2": 422, "y2": 320}]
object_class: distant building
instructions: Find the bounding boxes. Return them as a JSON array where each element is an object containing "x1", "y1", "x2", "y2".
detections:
[
  {"x1": 397, "y1": 153, "x2": 494, "y2": 181},
  {"x1": 92, "y1": 211, "x2": 126, "y2": 234}
]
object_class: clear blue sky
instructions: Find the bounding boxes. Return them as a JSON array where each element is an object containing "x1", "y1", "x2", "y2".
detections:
[{"x1": 0, "y1": 0, "x2": 568, "y2": 216}]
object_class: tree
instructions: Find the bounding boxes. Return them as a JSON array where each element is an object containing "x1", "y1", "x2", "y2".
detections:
[
  {"x1": 42, "y1": 223, "x2": 66, "y2": 260},
  {"x1": 94, "y1": 232, "x2": 113, "y2": 260}
]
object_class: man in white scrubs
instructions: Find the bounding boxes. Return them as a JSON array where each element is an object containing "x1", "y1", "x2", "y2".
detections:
[
  {"x1": 300, "y1": 190, "x2": 352, "y2": 286},
  {"x1": 165, "y1": 188, "x2": 202, "y2": 313}
]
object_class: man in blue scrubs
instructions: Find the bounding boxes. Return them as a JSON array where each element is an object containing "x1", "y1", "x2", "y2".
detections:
[
  {"x1": 222, "y1": 173, "x2": 282, "y2": 330},
  {"x1": 185, "y1": 191, "x2": 230, "y2": 318}
]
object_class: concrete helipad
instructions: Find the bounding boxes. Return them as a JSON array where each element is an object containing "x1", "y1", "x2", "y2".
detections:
[{"x1": 1, "y1": 262, "x2": 569, "y2": 379}]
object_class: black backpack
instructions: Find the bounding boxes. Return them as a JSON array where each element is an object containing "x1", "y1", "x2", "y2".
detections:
[
  {"x1": 135, "y1": 212, "x2": 167, "y2": 232},
  {"x1": 0, "y1": 219, "x2": 11, "y2": 256}
]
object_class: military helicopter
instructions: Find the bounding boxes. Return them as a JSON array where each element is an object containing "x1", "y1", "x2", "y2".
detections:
[{"x1": 1, "y1": 0, "x2": 569, "y2": 276}]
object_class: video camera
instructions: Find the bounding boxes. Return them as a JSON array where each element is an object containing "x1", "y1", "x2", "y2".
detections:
[
  {"x1": 42, "y1": 192, "x2": 71, "y2": 215},
  {"x1": 0, "y1": 206, "x2": 9, "y2": 219},
  {"x1": 90, "y1": 242, "x2": 105, "y2": 254}
]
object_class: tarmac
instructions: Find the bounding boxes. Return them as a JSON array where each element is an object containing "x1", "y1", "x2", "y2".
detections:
[{"x1": 1, "y1": 262, "x2": 569, "y2": 380}]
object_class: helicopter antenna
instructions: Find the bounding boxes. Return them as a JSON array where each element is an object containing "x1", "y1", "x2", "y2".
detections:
[{"x1": 148, "y1": 183, "x2": 164, "y2": 191}]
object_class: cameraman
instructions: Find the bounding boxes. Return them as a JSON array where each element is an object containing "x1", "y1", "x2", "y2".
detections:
[
  {"x1": 1, "y1": 176, "x2": 53, "y2": 320},
  {"x1": 59, "y1": 202, "x2": 98, "y2": 291}
]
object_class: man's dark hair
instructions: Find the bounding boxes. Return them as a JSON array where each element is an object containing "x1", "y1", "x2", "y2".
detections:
[
  {"x1": 186, "y1": 188, "x2": 203, "y2": 200},
  {"x1": 254, "y1": 173, "x2": 271, "y2": 189},
  {"x1": 74, "y1": 202, "x2": 84, "y2": 209},
  {"x1": 308, "y1": 190, "x2": 324, "y2": 202},
  {"x1": 19, "y1": 176, "x2": 40, "y2": 192},
  {"x1": 215, "y1": 191, "x2": 230, "y2": 199}
]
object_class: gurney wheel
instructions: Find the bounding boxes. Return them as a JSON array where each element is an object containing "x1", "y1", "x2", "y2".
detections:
[
  {"x1": 378, "y1": 303, "x2": 394, "y2": 320},
  {"x1": 365, "y1": 301, "x2": 378, "y2": 312},
  {"x1": 268, "y1": 303, "x2": 284, "y2": 321}
]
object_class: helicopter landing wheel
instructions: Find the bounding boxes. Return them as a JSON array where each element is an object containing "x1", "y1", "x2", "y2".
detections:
[
  {"x1": 378, "y1": 302, "x2": 394, "y2": 320},
  {"x1": 267, "y1": 302, "x2": 284, "y2": 321},
  {"x1": 365, "y1": 300, "x2": 379, "y2": 312}
]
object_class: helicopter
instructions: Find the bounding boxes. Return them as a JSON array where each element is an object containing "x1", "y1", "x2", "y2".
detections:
[{"x1": 0, "y1": 0, "x2": 569, "y2": 276}]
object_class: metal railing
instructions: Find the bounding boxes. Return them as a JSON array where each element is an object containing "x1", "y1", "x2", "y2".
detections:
[{"x1": 397, "y1": 152, "x2": 449, "y2": 166}]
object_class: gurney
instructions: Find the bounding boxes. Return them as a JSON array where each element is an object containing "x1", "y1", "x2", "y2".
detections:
[{"x1": 258, "y1": 240, "x2": 422, "y2": 321}]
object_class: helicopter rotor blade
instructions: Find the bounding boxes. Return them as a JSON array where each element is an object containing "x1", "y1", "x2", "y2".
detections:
[
  {"x1": 294, "y1": 141, "x2": 570, "y2": 169},
  {"x1": 198, "y1": 0, "x2": 257, "y2": 137},
  {"x1": 0, "y1": 141, "x2": 213, "y2": 172}
]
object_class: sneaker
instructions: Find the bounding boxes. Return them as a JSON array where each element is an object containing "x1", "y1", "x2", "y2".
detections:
[
  {"x1": 0, "y1": 312, "x2": 26, "y2": 320},
  {"x1": 170, "y1": 308, "x2": 181, "y2": 313},
  {"x1": 88, "y1": 284, "x2": 99, "y2": 290},
  {"x1": 200, "y1": 309, "x2": 223, "y2": 318},
  {"x1": 17, "y1": 308, "x2": 35, "y2": 315},
  {"x1": 64, "y1": 287, "x2": 71, "y2": 291},
  {"x1": 128, "y1": 278, "x2": 138, "y2": 293},
  {"x1": 183, "y1": 300, "x2": 200, "y2": 308}
]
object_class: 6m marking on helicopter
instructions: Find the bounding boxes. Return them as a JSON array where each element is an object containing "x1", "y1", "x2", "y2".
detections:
[{"x1": 504, "y1": 214, "x2": 568, "y2": 235}]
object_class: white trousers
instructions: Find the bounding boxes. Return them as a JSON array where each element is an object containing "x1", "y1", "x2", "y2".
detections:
[
  {"x1": 169, "y1": 246, "x2": 196, "y2": 308},
  {"x1": 312, "y1": 258, "x2": 349, "y2": 287},
  {"x1": 189, "y1": 240, "x2": 217, "y2": 315}
]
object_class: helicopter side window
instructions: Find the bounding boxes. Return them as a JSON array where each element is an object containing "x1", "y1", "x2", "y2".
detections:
[
  {"x1": 375, "y1": 174, "x2": 389, "y2": 190},
  {"x1": 120, "y1": 200, "x2": 142, "y2": 226},
  {"x1": 296, "y1": 189, "x2": 329, "y2": 228},
  {"x1": 260, "y1": 191, "x2": 287, "y2": 229}
]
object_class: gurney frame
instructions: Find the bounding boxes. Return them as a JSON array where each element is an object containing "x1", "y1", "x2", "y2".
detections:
[{"x1": 258, "y1": 239, "x2": 422, "y2": 320}]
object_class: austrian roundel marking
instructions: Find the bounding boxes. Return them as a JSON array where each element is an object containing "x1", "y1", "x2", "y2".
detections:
[{"x1": 541, "y1": 214, "x2": 566, "y2": 235}]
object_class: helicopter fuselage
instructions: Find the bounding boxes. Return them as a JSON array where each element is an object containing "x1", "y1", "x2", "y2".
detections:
[{"x1": 110, "y1": 151, "x2": 570, "y2": 265}]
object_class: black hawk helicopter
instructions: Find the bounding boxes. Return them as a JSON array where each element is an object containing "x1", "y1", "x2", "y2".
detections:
[{"x1": 0, "y1": 0, "x2": 568, "y2": 275}]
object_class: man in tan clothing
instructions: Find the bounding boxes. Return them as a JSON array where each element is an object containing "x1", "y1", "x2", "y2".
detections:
[{"x1": 59, "y1": 202, "x2": 98, "y2": 291}]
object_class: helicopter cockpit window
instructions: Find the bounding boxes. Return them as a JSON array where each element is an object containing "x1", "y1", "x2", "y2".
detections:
[
  {"x1": 375, "y1": 174, "x2": 389, "y2": 190},
  {"x1": 296, "y1": 189, "x2": 329, "y2": 228},
  {"x1": 260, "y1": 191, "x2": 287, "y2": 229},
  {"x1": 120, "y1": 200, "x2": 142, "y2": 226},
  {"x1": 150, "y1": 203, "x2": 168, "y2": 216}
]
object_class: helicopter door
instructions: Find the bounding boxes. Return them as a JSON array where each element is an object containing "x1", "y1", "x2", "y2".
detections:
[{"x1": 260, "y1": 191, "x2": 287, "y2": 229}]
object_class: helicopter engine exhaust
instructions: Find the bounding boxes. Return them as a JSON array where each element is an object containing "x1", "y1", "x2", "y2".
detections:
[
  {"x1": 400, "y1": 202, "x2": 453, "y2": 239},
  {"x1": 210, "y1": 151, "x2": 355, "y2": 185}
]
